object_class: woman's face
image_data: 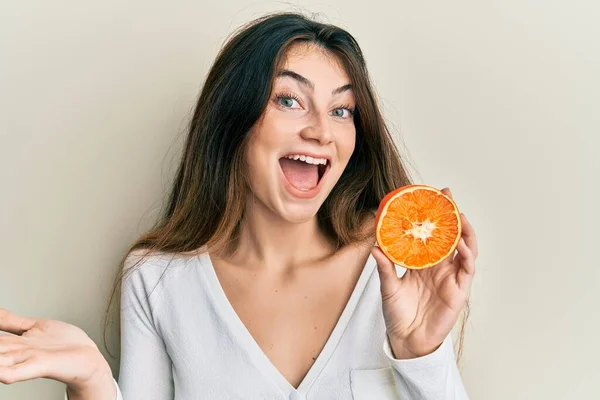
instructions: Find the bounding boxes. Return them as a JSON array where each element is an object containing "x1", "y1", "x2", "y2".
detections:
[{"x1": 245, "y1": 43, "x2": 357, "y2": 223}]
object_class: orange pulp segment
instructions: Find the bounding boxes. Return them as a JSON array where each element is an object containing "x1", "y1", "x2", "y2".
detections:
[{"x1": 375, "y1": 185, "x2": 462, "y2": 269}]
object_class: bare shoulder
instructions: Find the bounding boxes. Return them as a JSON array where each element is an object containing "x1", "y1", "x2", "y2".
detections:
[{"x1": 331, "y1": 213, "x2": 376, "y2": 269}]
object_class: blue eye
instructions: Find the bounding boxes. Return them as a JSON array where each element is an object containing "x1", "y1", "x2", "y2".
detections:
[
  {"x1": 275, "y1": 94, "x2": 301, "y2": 109},
  {"x1": 332, "y1": 109, "x2": 347, "y2": 118},
  {"x1": 331, "y1": 107, "x2": 355, "y2": 119},
  {"x1": 280, "y1": 97, "x2": 296, "y2": 108}
]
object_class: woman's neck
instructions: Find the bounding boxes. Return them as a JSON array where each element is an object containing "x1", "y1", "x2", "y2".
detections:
[{"x1": 217, "y1": 199, "x2": 336, "y2": 272}]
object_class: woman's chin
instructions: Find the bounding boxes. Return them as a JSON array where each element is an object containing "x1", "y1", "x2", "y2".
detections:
[{"x1": 276, "y1": 203, "x2": 322, "y2": 224}]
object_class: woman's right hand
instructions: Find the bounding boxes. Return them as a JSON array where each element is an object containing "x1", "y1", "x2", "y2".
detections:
[{"x1": 0, "y1": 307, "x2": 116, "y2": 400}]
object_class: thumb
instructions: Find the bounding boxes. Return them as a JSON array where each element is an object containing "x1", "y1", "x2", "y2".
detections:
[
  {"x1": 371, "y1": 246, "x2": 399, "y2": 296},
  {"x1": 0, "y1": 308, "x2": 37, "y2": 335}
]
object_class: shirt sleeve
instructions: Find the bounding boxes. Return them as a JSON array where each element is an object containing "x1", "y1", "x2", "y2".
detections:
[
  {"x1": 64, "y1": 254, "x2": 172, "y2": 400},
  {"x1": 116, "y1": 256, "x2": 174, "y2": 399},
  {"x1": 383, "y1": 334, "x2": 469, "y2": 400}
]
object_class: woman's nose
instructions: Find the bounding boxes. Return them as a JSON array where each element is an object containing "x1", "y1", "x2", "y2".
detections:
[{"x1": 299, "y1": 113, "x2": 334, "y2": 145}]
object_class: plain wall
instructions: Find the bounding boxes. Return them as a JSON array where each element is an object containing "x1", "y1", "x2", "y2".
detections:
[{"x1": 1, "y1": 1, "x2": 597, "y2": 399}]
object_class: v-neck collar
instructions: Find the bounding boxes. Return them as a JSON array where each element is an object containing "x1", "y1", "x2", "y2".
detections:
[{"x1": 198, "y1": 251, "x2": 377, "y2": 398}]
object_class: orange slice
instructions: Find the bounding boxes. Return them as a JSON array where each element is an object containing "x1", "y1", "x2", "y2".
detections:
[{"x1": 375, "y1": 185, "x2": 462, "y2": 269}]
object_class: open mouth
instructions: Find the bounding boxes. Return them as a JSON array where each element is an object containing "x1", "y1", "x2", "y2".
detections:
[{"x1": 279, "y1": 154, "x2": 330, "y2": 192}]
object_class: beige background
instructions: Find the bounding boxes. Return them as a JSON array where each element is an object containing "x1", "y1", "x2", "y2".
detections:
[{"x1": 1, "y1": 1, "x2": 597, "y2": 399}]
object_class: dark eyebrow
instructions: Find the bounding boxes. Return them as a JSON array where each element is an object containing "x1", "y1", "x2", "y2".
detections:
[
  {"x1": 332, "y1": 83, "x2": 353, "y2": 95},
  {"x1": 276, "y1": 69, "x2": 353, "y2": 96},
  {"x1": 277, "y1": 70, "x2": 314, "y2": 90}
]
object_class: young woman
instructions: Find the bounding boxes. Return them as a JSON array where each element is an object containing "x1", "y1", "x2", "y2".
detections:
[{"x1": 0, "y1": 12, "x2": 477, "y2": 400}]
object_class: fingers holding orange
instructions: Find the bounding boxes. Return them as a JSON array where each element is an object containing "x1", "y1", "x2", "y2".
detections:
[
  {"x1": 441, "y1": 187, "x2": 453, "y2": 199},
  {"x1": 459, "y1": 213, "x2": 478, "y2": 259},
  {"x1": 371, "y1": 245, "x2": 400, "y2": 297}
]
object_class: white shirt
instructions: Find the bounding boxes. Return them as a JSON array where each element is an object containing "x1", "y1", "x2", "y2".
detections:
[{"x1": 70, "y1": 250, "x2": 469, "y2": 400}]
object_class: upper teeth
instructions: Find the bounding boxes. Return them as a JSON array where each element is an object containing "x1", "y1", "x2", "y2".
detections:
[{"x1": 285, "y1": 154, "x2": 328, "y2": 165}]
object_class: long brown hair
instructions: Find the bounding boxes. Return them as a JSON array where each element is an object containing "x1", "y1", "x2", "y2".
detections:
[{"x1": 103, "y1": 11, "x2": 468, "y2": 363}]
